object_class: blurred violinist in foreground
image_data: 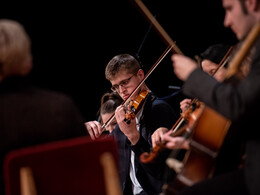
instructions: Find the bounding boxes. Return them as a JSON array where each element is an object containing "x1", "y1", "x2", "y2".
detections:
[
  {"x1": 169, "y1": 0, "x2": 260, "y2": 194},
  {"x1": 86, "y1": 53, "x2": 178, "y2": 195}
]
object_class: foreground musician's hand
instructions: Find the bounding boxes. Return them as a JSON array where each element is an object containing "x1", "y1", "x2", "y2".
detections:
[
  {"x1": 171, "y1": 54, "x2": 198, "y2": 81},
  {"x1": 152, "y1": 128, "x2": 190, "y2": 150},
  {"x1": 151, "y1": 127, "x2": 168, "y2": 148},
  {"x1": 180, "y1": 98, "x2": 192, "y2": 113},
  {"x1": 162, "y1": 130, "x2": 190, "y2": 150}
]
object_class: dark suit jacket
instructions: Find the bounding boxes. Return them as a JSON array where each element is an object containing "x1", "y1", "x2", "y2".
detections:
[
  {"x1": 181, "y1": 39, "x2": 260, "y2": 195},
  {"x1": 0, "y1": 77, "x2": 87, "y2": 195},
  {"x1": 111, "y1": 92, "x2": 178, "y2": 195}
]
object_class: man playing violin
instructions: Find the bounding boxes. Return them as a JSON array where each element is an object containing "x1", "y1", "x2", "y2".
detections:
[
  {"x1": 85, "y1": 54, "x2": 178, "y2": 195},
  {"x1": 167, "y1": 0, "x2": 260, "y2": 194}
]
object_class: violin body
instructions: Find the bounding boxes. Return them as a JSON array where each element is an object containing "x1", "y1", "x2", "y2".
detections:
[
  {"x1": 125, "y1": 89, "x2": 150, "y2": 124},
  {"x1": 162, "y1": 103, "x2": 231, "y2": 194}
]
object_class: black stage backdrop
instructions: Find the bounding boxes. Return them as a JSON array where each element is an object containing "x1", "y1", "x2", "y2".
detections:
[{"x1": 0, "y1": 0, "x2": 237, "y2": 121}]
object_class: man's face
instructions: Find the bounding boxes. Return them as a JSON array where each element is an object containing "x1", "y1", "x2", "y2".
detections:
[
  {"x1": 222, "y1": 0, "x2": 255, "y2": 40},
  {"x1": 110, "y1": 69, "x2": 143, "y2": 101}
]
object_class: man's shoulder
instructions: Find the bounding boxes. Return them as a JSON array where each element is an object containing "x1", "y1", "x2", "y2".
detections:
[
  {"x1": 148, "y1": 92, "x2": 173, "y2": 108},
  {"x1": 144, "y1": 92, "x2": 175, "y2": 117}
]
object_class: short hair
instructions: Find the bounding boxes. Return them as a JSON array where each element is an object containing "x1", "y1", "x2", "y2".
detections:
[
  {"x1": 105, "y1": 54, "x2": 141, "y2": 81},
  {"x1": 0, "y1": 19, "x2": 31, "y2": 77},
  {"x1": 200, "y1": 44, "x2": 230, "y2": 64}
]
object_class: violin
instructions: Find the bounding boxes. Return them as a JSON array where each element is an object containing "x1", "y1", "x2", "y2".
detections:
[
  {"x1": 161, "y1": 102, "x2": 231, "y2": 194},
  {"x1": 124, "y1": 89, "x2": 150, "y2": 124},
  {"x1": 162, "y1": 23, "x2": 260, "y2": 195},
  {"x1": 132, "y1": 2, "x2": 260, "y2": 195},
  {"x1": 140, "y1": 98, "x2": 200, "y2": 163},
  {"x1": 139, "y1": 44, "x2": 233, "y2": 164}
]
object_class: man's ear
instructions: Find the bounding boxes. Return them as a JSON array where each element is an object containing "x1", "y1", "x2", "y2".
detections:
[
  {"x1": 245, "y1": 0, "x2": 259, "y2": 11},
  {"x1": 137, "y1": 69, "x2": 144, "y2": 79}
]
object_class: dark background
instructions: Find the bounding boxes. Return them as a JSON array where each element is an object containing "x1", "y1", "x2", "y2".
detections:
[{"x1": 0, "y1": 0, "x2": 238, "y2": 121}]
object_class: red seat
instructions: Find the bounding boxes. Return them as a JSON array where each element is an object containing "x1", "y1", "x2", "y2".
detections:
[{"x1": 4, "y1": 136, "x2": 121, "y2": 195}]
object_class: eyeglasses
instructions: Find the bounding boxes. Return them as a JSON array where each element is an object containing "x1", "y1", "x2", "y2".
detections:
[{"x1": 111, "y1": 73, "x2": 136, "y2": 92}]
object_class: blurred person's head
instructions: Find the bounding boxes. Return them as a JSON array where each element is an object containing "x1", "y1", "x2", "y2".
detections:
[
  {"x1": 0, "y1": 19, "x2": 32, "y2": 82},
  {"x1": 200, "y1": 44, "x2": 230, "y2": 81}
]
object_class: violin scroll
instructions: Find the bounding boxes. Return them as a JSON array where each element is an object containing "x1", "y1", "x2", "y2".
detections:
[
  {"x1": 140, "y1": 126, "x2": 189, "y2": 164},
  {"x1": 140, "y1": 142, "x2": 166, "y2": 163}
]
